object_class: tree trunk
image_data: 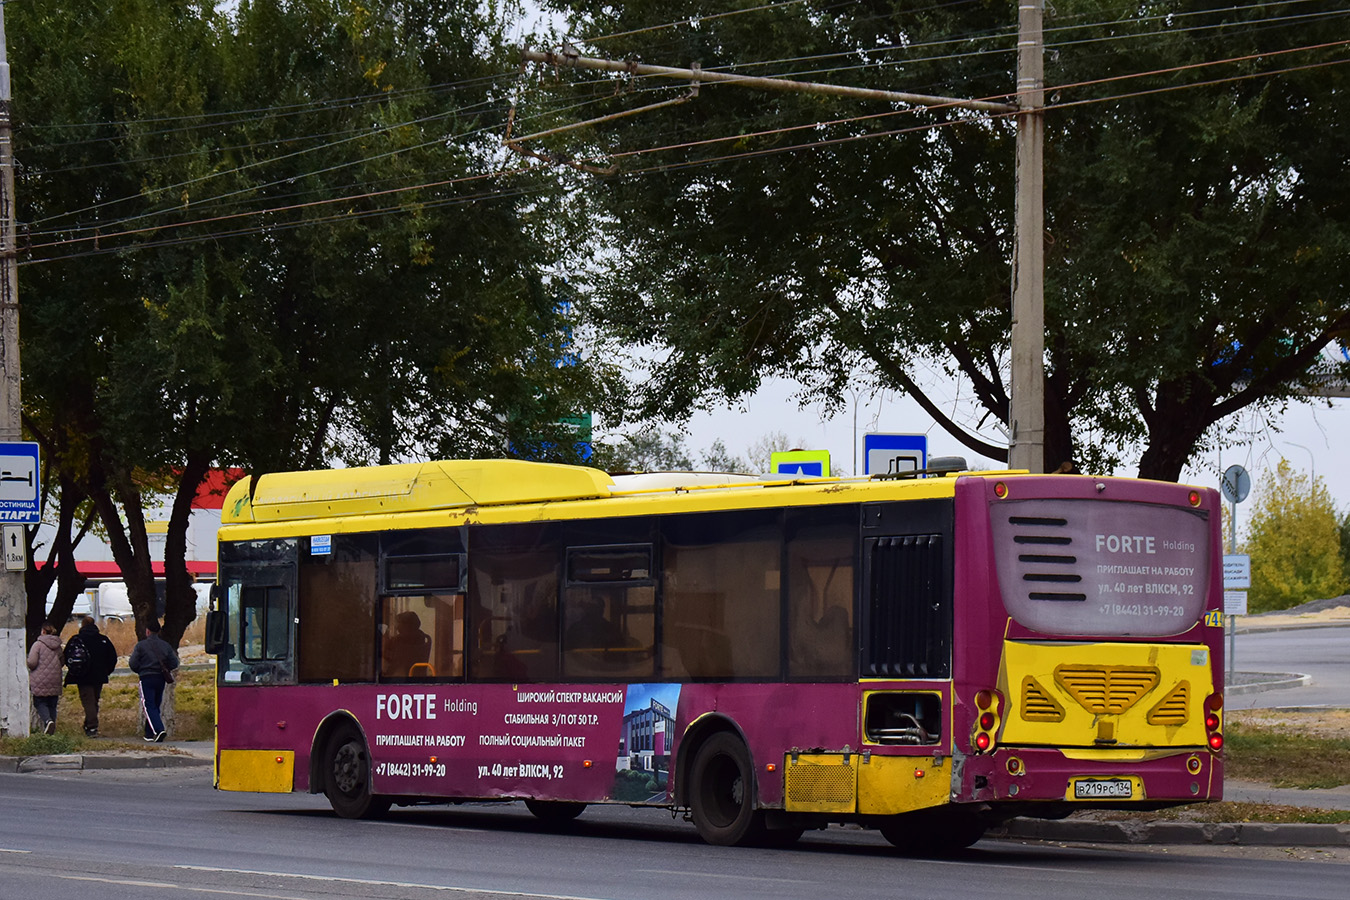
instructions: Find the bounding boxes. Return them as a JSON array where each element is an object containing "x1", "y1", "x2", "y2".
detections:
[
  {"x1": 87, "y1": 458, "x2": 157, "y2": 638},
  {"x1": 162, "y1": 453, "x2": 211, "y2": 649}
]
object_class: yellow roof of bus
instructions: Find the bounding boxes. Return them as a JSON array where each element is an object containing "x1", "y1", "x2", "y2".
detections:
[{"x1": 219, "y1": 458, "x2": 981, "y2": 539}]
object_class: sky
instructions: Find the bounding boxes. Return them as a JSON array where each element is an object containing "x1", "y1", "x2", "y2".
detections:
[{"x1": 669, "y1": 375, "x2": 1350, "y2": 545}]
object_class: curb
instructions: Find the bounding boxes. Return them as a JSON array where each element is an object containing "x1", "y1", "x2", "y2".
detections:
[
  {"x1": 992, "y1": 817, "x2": 1350, "y2": 847},
  {"x1": 1227, "y1": 672, "x2": 1312, "y2": 695},
  {"x1": 0, "y1": 753, "x2": 210, "y2": 773}
]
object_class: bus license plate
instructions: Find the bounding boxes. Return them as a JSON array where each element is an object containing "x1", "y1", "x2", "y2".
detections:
[{"x1": 1074, "y1": 779, "x2": 1132, "y2": 800}]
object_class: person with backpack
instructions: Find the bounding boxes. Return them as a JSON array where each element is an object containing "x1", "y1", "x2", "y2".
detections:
[
  {"x1": 128, "y1": 619, "x2": 179, "y2": 742},
  {"x1": 63, "y1": 616, "x2": 120, "y2": 737}
]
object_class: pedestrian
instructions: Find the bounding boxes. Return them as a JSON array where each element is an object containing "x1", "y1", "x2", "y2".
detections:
[
  {"x1": 63, "y1": 616, "x2": 120, "y2": 737},
  {"x1": 128, "y1": 619, "x2": 180, "y2": 743},
  {"x1": 27, "y1": 622, "x2": 64, "y2": 735}
]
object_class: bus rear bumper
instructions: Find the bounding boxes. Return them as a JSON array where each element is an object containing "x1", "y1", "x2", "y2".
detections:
[{"x1": 962, "y1": 746, "x2": 1223, "y2": 809}]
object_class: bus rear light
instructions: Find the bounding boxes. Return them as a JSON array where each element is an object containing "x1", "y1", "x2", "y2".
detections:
[
  {"x1": 1208, "y1": 733, "x2": 1224, "y2": 751},
  {"x1": 1188, "y1": 490, "x2": 1201, "y2": 507},
  {"x1": 914, "y1": 768, "x2": 925, "y2": 779},
  {"x1": 1006, "y1": 756, "x2": 1024, "y2": 775},
  {"x1": 1186, "y1": 755, "x2": 1202, "y2": 774},
  {"x1": 994, "y1": 481, "x2": 1008, "y2": 499},
  {"x1": 1205, "y1": 712, "x2": 1220, "y2": 731},
  {"x1": 971, "y1": 689, "x2": 1003, "y2": 754},
  {"x1": 1205, "y1": 692, "x2": 1223, "y2": 711},
  {"x1": 766, "y1": 763, "x2": 777, "y2": 773}
]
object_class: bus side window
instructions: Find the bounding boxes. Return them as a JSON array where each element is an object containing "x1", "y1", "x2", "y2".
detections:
[
  {"x1": 562, "y1": 545, "x2": 655, "y2": 681},
  {"x1": 380, "y1": 594, "x2": 464, "y2": 681},
  {"x1": 468, "y1": 537, "x2": 561, "y2": 682},
  {"x1": 660, "y1": 511, "x2": 780, "y2": 680},
  {"x1": 787, "y1": 509, "x2": 857, "y2": 679}
]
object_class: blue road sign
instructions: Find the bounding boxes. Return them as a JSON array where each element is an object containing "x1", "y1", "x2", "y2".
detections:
[
  {"x1": 770, "y1": 450, "x2": 830, "y2": 478},
  {"x1": 0, "y1": 442, "x2": 40, "y2": 524},
  {"x1": 863, "y1": 433, "x2": 928, "y2": 476}
]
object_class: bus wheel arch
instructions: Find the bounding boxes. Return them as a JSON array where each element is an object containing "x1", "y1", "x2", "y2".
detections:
[
  {"x1": 685, "y1": 728, "x2": 766, "y2": 846},
  {"x1": 675, "y1": 715, "x2": 751, "y2": 808},
  {"x1": 316, "y1": 715, "x2": 391, "y2": 819}
]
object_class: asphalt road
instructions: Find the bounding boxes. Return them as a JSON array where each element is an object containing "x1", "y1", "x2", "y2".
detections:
[
  {"x1": 1229, "y1": 624, "x2": 1350, "y2": 709},
  {"x1": 1, "y1": 766, "x2": 1346, "y2": 900}
]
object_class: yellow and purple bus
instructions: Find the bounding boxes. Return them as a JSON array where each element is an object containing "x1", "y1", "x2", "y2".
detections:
[{"x1": 208, "y1": 458, "x2": 1224, "y2": 850}]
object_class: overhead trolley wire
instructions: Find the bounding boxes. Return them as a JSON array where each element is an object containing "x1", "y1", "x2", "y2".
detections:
[{"x1": 20, "y1": 33, "x2": 1346, "y2": 264}]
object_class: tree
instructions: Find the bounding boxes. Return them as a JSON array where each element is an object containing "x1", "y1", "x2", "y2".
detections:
[
  {"x1": 1242, "y1": 461, "x2": 1345, "y2": 613},
  {"x1": 535, "y1": 1, "x2": 1350, "y2": 480},
  {"x1": 1339, "y1": 510, "x2": 1350, "y2": 588},
  {"x1": 13, "y1": 0, "x2": 620, "y2": 644}
]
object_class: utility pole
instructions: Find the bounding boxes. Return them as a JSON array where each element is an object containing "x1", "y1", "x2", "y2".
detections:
[
  {"x1": 1009, "y1": 0, "x2": 1045, "y2": 473},
  {"x1": 522, "y1": 2, "x2": 1046, "y2": 470},
  {"x1": 0, "y1": 6, "x2": 27, "y2": 737}
]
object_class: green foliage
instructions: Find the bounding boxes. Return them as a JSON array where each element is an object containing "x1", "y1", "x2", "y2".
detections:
[
  {"x1": 538, "y1": 1, "x2": 1350, "y2": 479},
  {"x1": 1242, "y1": 461, "x2": 1346, "y2": 613},
  {"x1": 13, "y1": 1, "x2": 623, "y2": 639}
]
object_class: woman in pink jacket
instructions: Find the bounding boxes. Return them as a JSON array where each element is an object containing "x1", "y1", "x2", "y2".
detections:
[{"x1": 27, "y1": 623, "x2": 64, "y2": 734}]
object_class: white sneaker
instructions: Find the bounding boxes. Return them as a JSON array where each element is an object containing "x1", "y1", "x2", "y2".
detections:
[{"x1": 43, "y1": 721, "x2": 54, "y2": 735}]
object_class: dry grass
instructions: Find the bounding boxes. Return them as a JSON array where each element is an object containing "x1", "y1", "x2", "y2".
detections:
[
  {"x1": 45, "y1": 618, "x2": 214, "y2": 742},
  {"x1": 59, "y1": 616, "x2": 207, "y2": 660}
]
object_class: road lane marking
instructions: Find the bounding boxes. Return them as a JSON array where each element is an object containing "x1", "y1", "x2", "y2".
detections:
[
  {"x1": 57, "y1": 874, "x2": 309, "y2": 899},
  {"x1": 176, "y1": 865, "x2": 610, "y2": 900}
]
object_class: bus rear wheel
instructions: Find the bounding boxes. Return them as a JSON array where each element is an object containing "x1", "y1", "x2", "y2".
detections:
[
  {"x1": 689, "y1": 732, "x2": 765, "y2": 846},
  {"x1": 879, "y1": 808, "x2": 985, "y2": 854},
  {"x1": 525, "y1": 800, "x2": 586, "y2": 825},
  {"x1": 323, "y1": 722, "x2": 391, "y2": 819}
]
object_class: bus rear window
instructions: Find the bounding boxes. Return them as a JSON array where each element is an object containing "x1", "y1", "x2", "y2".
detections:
[{"x1": 990, "y1": 498, "x2": 1210, "y2": 637}]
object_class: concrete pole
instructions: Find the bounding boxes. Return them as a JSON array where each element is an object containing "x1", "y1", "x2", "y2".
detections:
[
  {"x1": 1009, "y1": 1, "x2": 1045, "y2": 473},
  {"x1": 0, "y1": 6, "x2": 29, "y2": 736}
]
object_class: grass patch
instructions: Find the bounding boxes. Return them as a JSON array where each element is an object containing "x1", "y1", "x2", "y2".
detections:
[
  {"x1": 0, "y1": 732, "x2": 80, "y2": 756},
  {"x1": 1225, "y1": 719, "x2": 1350, "y2": 789},
  {"x1": 47, "y1": 667, "x2": 215, "y2": 742}
]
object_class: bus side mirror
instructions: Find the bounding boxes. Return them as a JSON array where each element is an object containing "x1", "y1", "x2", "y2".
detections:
[{"x1": 205, "y1": 609, "x2": 228, "y2": 655}]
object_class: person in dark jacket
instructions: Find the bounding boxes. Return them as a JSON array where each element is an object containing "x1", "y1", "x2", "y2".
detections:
[
  {"x1": 63, "y1": 616, "x2": 120, "y2": 737},
  {"x1": 27, "y1": 623, "x2": 64, "y2": 735},
  {"x1": 128, "y1": 619, "x2": 180, "y2": 742}
]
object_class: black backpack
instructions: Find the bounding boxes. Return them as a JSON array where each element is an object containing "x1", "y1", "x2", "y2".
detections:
[{"x1": 65, "y1": 637, "x2": 91, "y2": 678}]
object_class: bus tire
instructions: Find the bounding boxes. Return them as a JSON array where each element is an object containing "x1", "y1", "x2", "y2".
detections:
[
  {"x1": 525, "y1": 800, "x2": 586, "y2": 825},
  {"x1": 323, "y1": 722, "x2": 391, "y2": 819},
  {"x1": 689, "y1": 732, "x2": 765, "y2": 846},
  {"x1": 879, "y1": 808, "x2": 985, "y2": 854}
]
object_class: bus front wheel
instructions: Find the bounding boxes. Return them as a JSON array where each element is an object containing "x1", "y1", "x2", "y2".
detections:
[
  {"x1": 689, "y1": 732, "x2": 765, "y2": 846},
  {"x1": 323, "y1": 722, "x2": 392, "y2": 819}
]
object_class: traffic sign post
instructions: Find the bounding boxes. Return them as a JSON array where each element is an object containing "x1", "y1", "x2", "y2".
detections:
[
  {"x1": 862, "y1": 433, "x2": 928, "y2": 476},
  {"x1": 1220, "y1": 466, "x2": 1252, "y2": 686}
]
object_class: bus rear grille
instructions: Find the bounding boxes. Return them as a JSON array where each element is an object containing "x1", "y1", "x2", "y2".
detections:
[
  {"x1": 1146, "y1": 681, "x2": 1191, "y2": 725},
  {"x1": 1020, "y1": 676, "x2": 1066, "y2": 721},
  {"x1": 1054, "y1": 665, "x2": 1159, "y2": 714},
  {"x1": 785, "y1": 762, "x2": 856, "y2": 808}
]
